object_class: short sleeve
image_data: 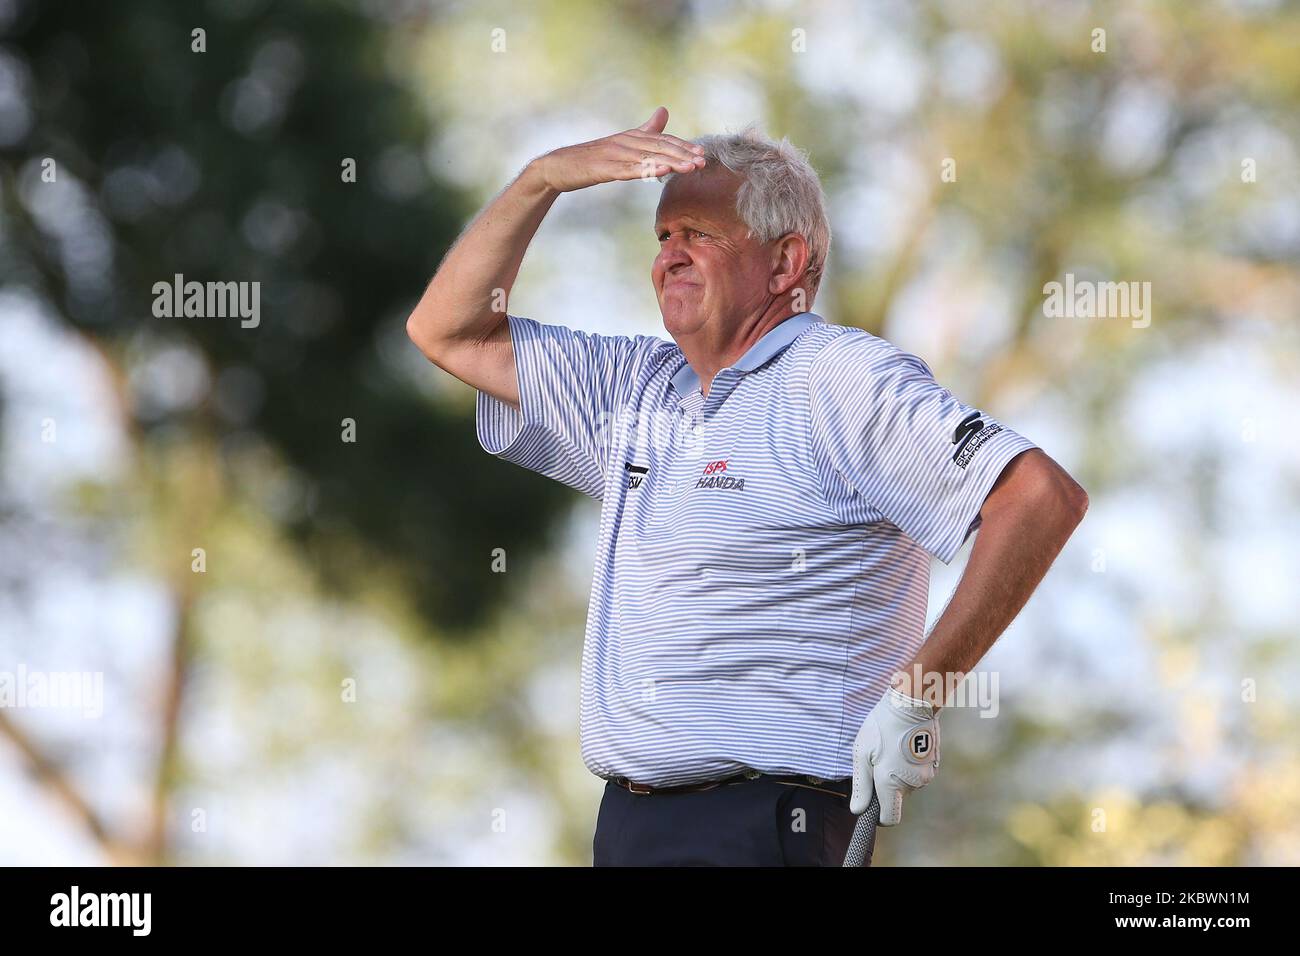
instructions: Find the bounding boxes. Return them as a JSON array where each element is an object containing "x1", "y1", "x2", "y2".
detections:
[
  {"x1": 808, "y1": 331, "x2": 1038, "y2": 563},
  {"x1": 476, "y1": 315, "x2": 664, "y2": 500}
]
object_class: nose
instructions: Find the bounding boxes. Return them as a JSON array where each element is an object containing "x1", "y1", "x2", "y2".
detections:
[{"x1": 655, "y1": 240, "x2": 692, "y2": 280}]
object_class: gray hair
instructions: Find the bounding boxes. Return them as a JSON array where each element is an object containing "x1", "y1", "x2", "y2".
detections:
[{"x1": 663, "y1": 123, "x2": 832, "y2": 299}]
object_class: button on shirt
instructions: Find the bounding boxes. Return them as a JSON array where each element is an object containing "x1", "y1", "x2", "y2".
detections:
[{"x1": 476, "y1": 311, "x2": 1037, "y2": 787}]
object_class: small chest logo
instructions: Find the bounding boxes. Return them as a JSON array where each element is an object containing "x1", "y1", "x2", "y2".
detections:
[
  {"x1": 625, "y1": 461, "x2": 649, "y2": 490},
  {"x1": 695, "y1": 459, "x2": 746, "y2": 491}
]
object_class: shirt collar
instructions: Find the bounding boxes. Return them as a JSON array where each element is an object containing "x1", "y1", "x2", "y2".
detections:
[{"x1": 671, "y1": 312, "x2": 824, "y2": 398}]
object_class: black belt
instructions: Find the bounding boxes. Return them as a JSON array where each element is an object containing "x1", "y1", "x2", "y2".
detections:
[{"x1": 610, "y1": 771, "x2": 852, "y2": 799}]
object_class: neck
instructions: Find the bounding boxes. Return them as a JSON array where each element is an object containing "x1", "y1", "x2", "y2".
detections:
[{"x1": 677, "y1": 300, "x2": 800, "y2": 397}]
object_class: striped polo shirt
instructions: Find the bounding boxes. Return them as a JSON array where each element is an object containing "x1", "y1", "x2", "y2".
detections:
[{"x1": 476, "y1": 311, "x2": 1036, "y2": 787}]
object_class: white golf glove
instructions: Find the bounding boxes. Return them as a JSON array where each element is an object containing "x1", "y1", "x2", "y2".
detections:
[{"x1": 850, "y1": 687, "x2": 941, "y2": 826}]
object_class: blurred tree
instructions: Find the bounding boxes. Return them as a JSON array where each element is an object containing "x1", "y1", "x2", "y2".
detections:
[
  {"x1": 0, "y1": 0, "x2": 572, "y2": 633},
  {"x1": 0, "y1": 0, "x2": 579, "y2": 865},
  {"x1": 1, "y1": 0, "x2": 1296, "y2": 866}
]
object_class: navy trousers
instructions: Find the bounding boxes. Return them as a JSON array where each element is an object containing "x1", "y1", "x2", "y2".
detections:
[{"x1": 593, "y1": 775, "x2": 857, "y2": 866}]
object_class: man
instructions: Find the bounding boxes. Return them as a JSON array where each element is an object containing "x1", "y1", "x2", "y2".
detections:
[{"x1": 406, "y1": 107, "x2": 1088, "y2": 866}]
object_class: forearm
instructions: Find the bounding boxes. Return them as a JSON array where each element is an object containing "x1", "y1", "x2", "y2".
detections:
[
  {"x1": 406, "y1": 159, "x2": 558, "y2": 358},
  {"x1": 894, "y1": 452, "x2": 1088, "y2": 708}
]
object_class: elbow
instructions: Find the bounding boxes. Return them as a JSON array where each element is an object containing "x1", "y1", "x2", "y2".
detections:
[
  {"x1": 1063, "y1": 479, "x2": 1089, "y2": 528},
  {"x1": 405, "y1": 310, "x2": 425, "y2": 346},
  {"x1": 986, "y1": 450, "x2": 1089, "y2": 530},
  {"x1": 405, "y1": 307, "x2": 442, "y2": 361},
  {"x1": 405, "y1": 300, "x2": 431, "y2": 343},
  {"x1": 1038, "y1": 461, "x2": 1089, "y2": 530},
  {"x1": 405, "y1": 273, "x2": 444, "y2": 350}
]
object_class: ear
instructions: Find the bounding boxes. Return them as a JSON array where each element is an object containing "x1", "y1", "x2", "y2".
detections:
[{"x1": 767, "y1": 233, "x2": 811, "y2": 296}]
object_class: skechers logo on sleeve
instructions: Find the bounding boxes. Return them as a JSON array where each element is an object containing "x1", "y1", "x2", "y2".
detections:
[
  {"x1": 695, "y1": 459, "x2": 745, "y2": 490},
  {"x1": 951, "y1": 411, "x2": 1002, "y2": 468}
]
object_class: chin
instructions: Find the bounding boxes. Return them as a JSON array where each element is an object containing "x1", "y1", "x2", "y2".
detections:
[{"x1": 660, "y1": 305, "x2": 702, "y2": 338}]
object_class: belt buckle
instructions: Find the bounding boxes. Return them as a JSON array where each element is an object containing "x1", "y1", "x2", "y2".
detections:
[{"x1": 619, "y1": 777, "x2": 654, "y2": 795}]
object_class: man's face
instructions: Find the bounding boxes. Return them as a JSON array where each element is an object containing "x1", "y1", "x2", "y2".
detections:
[{"x1": 652, "y1": 166, "x2": 775, "y2": 340}]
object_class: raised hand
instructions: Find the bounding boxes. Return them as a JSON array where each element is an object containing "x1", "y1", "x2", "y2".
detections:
[{"x1": 536, "y1": 106, "x2": 706, "y2": 193}]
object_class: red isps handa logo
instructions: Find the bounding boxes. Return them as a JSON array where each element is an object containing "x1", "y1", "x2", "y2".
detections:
[{"x1": 696, "y1": 459, "x2": 746, "y2": 491}]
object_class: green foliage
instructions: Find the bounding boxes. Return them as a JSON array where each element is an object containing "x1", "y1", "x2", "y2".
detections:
[{"x1": 0, "y1": 0, "x2": 572, "y2": 631}]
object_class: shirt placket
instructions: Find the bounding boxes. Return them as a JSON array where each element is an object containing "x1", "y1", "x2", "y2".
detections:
[
  {"x1": 673, "y1": 371, "x2": 742, "y2": 489},
  {"x1": 670, "y1": 390, "x2": 706, "y2": 497}
]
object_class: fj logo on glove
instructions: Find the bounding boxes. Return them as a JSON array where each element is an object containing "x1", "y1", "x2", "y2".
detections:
[{"x1": 904, "y1": 728, "x2": 933, "y2": 762}]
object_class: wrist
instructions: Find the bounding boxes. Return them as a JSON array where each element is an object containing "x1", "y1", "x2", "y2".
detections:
[
  {"x1": 520, "y1": 155, "x2": 559, "y2": 198},
  {"x1": 889, "y1": 667, "x2": 944, "y2": 713},
  {"x1": 886, "y1": 686, "x2": 935, "y2": 717}
]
